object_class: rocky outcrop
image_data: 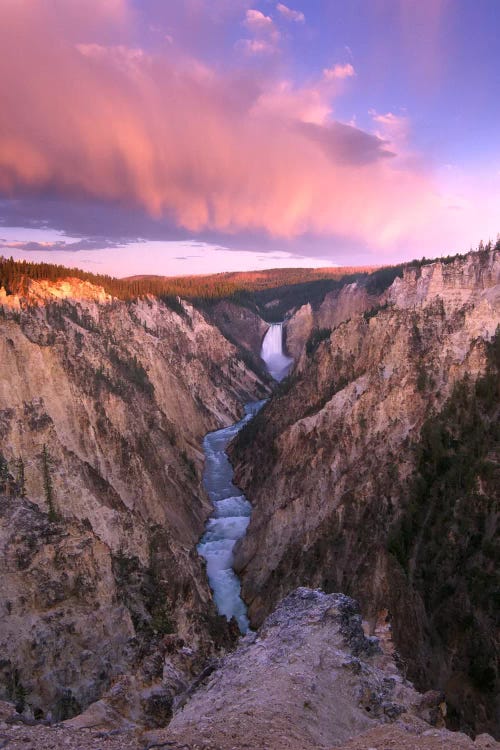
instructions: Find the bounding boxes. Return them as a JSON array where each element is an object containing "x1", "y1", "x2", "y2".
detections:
[
  {"x1": 149, "y1": 588, "x2": 489, "y2": 750},
  {"x1": 2, "y1": 591, "x2": 498, "y2": 748},
  {"x1": 0, "y1": 494, "x2": 134, "y2": 720},
  {"x1": 0, "y1": 282, "x2": 269, "y2": 721},
  {"x1": 0, "y1": 277, "x2": 113, "y2": 309},
  {"x1": 231, "y1": 249, "x2": 500, "y2": 736},
  {"x1": 283, "y1": 267, "x2": 398, "y2": 361},
  {"x1": 284, "y1": 301, "x2": 315, "y2": 359},
  {"x1": 317, "y1": 282, "x2": 376, "y2": 330}
]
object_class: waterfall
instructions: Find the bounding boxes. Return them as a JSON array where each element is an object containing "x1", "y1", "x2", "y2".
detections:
[
  {"x1": 197, "y1": 323, "x2": 294, "y2": 633},
  {"x1": 261, "y1": 322, "x2": 293, "y2": 382}
]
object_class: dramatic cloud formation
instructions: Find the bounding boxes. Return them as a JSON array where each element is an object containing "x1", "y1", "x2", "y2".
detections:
[
  {"x1": 0, "y1": 0, "x2": 440, "y2": 253},
  {"x1": 7, "y1": 0, "x2": 499, "y2": 271}
]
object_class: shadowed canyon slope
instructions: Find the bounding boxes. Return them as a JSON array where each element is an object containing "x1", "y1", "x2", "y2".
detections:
[{"x1": 231, "y1": 248, "x2": 500, "y2": 736}]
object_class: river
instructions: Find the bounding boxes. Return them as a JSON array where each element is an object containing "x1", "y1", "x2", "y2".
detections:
[{"x1": 197, "y1": 323, "x2": 292, "y2": 633}]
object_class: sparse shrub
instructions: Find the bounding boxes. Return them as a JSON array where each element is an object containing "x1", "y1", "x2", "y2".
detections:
[
  {"x1": 150, "y1": 602, "x2": 174, "y2": 635},
  {"x1": 416, "y1": 366, "x2": 428, "y2": 392},
  {"x1": 108, "y1": 348, "x2": 154, "y2": 398},
  {"x1": 363, "y1": 302, "x2": 389, "y2": 321},
  {"x1": 0, "y1": 452, "x2": 9, "y2": 490},
  {"x1": 181, "y1": 450, "x2": 197, "y2": 478},
  {"x1": 306, "y1": 327, "x2": 331, "y2": 355},
  {"x1": 11, "y1": 669, "x2": 27, "y2": 712}
]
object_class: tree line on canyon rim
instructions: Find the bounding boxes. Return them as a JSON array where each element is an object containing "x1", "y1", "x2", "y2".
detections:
[{"x1": 1, "y1": 239, "x2": 497, "y2": 321}]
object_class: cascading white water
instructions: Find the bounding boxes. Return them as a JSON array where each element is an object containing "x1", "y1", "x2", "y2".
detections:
[
  {"x1": 197, "y1": 401, "x2": 266, "y2": 633},
  {"x1": 197, "y1": 322, "x2": 294, "y2": 633},
  {"x1": 261, "y1": 322, "x2": 293, "y2": 382}
]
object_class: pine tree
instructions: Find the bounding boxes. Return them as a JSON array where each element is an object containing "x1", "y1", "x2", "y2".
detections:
[
  {"x1": 15, "y1": 457, "x2": 26, "y2": 497},
  {"x1": 0, "y1": 453, "x2": 9, "y2": 491},
  {"x1": 41, "y1": 444, "x2": 57, "y2": 521}
]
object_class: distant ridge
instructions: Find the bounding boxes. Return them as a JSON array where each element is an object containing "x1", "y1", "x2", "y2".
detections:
[
  {"x1": 1, "y1": 241, "x2": 496, "y2": 306},
  {"x1": 122, "y1": 265, "x2": 380, "y2": 291},
  {"x1": 0, "y1": 257, "x2": 379, "y2": 302}
]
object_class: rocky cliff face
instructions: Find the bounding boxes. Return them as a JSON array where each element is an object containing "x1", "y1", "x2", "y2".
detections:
[
  {"x1": 231, "y1": 249, "x2": 500, "y2": 736},
  {"x1": 203, "y1": 299, "x2": 271, "y2": 379},
  {"x1": 0, "y1": 278, "x2": 269, "y2": 722},
  {"x1": 284, "y1": 282, "x2": 378, "y2": 359}
]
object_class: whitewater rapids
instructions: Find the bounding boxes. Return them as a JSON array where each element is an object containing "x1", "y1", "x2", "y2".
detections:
[
  {"x1": 197, "y1": 322, "x2": 291, "y2": 633},
  {"x1": 197, "y1": 402, "x2": 265, "y2": 633}
]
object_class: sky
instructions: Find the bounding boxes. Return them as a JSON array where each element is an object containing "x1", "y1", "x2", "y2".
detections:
[{"x1": 1, "y1": 0, "x2": 499, "y2": 277}]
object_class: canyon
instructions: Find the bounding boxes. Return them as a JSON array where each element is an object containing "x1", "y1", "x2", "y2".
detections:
[{"x1": 0, "y1": 249, "x2": 498, "y2": 748}]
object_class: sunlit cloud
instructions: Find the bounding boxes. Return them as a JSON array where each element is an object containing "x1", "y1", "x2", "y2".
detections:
[
  {"x1": 323, "y1": 63, "x2": 356, "y2": 81},
  {"x1": 244, "y1": 9, "x2": 275, "y2": 33},
  {"x1": 369, "y1": 110, "x2": 412, "y2": 156},
  {"x1": 238, "y1": 7, "x2": 281, "y2": 54},
  {"x1": 235, "y1": 38, "x2": 278, "y2": 56},
  {"x1": 250, "y1": 79, "x2": 333, "y2": 125},
  {"x1": 1, "y1": 0, "x2": 496, "y2": 268},
  {"x1": 276, "y1": 4, "x2": 305, "y2": 23}
]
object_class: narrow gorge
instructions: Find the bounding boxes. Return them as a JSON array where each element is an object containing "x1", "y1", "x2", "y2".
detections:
[{"x1": 197, "y1": 321, "x2": 291, "y2": 633}]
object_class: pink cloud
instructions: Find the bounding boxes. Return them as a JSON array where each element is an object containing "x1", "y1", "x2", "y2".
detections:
[
  {"x1": 244, "y1": 9, "x2": 275, "y2": 32},
  {"x1": 250, "y1": 80, "x2": 332, "y2": 125},
  {"x1": 276, "y1": 4, "x2": 305, "y2": 23},
  {"x1": 369, "y1": 110, "x2": 411, "y2": 151},
  {"x1": 236, "y1": 38, "x2": 277, "y2": 56},
  {"x1": 323, "y1": 63, "x2": 355, "y2": 81},
  {"x1": 0, "y1": 0, "x2": 439, "y2": 248},
  {"x1": 238, "y1": 7, "x2": 280, "y2": 54}
]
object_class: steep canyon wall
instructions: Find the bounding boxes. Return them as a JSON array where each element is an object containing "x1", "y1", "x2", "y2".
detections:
[
  {"x1": 231, "y1": 249, "x2": 500, "y2": 736},
  {"x1": 0, "y1": 278, "x2": 269, "y2": 722}
]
